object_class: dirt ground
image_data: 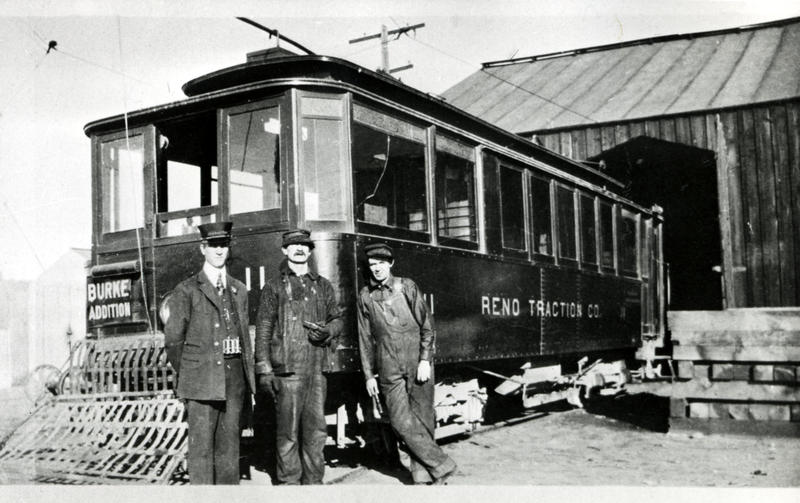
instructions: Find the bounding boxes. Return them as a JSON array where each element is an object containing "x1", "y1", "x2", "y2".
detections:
[
  {"x1": 334, "y1": 391, "x2": 800, "y2": 487},
  {"x1": 1, "y1": 385, "x2": 799, "y2": 489}
]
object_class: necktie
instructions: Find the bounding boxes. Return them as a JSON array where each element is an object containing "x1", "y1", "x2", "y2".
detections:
[{"x1": 216, "y1": 273, "x2": 224, "y2": 296}]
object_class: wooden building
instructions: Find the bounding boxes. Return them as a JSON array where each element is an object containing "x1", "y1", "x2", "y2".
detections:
[{"x1": 444, "y1": 16, "x2": 800, "y2": 310}]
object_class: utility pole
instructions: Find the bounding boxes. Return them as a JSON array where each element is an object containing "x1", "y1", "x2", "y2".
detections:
[{"x1": 349, "y1": 23, "x2": 425, "y2": 75}]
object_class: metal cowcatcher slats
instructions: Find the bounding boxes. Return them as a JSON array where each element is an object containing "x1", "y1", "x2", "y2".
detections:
[{"x1": 0, "y1": 334, "x2": 188, "y2": 484}]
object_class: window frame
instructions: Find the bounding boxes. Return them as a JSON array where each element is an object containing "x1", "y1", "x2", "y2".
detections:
[
  {"x1": 92, "y1": 125, "x2": 156, "y2": 248},
  {"x1": 497, "y1": 163, "x2": 529, "y2": 257},
  {"x1": 218, "y1": 95, "x2": 289, "y2": 230},
  {"x1": 598, "y1": 198, "x2": 617, "y2": 275},
  {"x1": 618, "y1": 205, "x2": 641, "y2": 278},
  {"x1": 351, "y1": 99, "x2": 431, "y2": 243},
  {"x1": 296, "y1": 90, "x2": 353, "y2": 230},
  {"x1": 641, "y1": 216, "x2": 652, "y2": 280},
  {"x1": 554, "y1": 182, "x2": 579, "y2": 267},
  {"x1": 528, "y1": 173, "x2": 555, "y2": 264},
  {"x1": 153, "y1": 111, "x2": 220, "y2": 240},
  {"x1": 578, "y1": 191, "x2": 599, "y2": 269},
  {"x1": 433, "y1": 131, "x2": 479, "y2": 251}
]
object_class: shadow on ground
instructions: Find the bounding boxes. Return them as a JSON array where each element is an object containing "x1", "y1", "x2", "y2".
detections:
[{"x1": 584, "y1": 392, "x2": 670, "y2": 433}]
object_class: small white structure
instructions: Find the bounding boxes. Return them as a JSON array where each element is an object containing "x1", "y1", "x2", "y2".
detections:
[
  {"x1": 28, "y1": 248, "x2": 90, "y2": 375},
  {"x1": 0, "y1": 277, "x2": 32, "y2": 387}
]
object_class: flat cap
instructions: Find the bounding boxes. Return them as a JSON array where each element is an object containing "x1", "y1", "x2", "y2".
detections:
[
  {"x1": 282, "y1": 229, "x2": 315, "y2": 249},
  {"x1": 364, "y1": 242, "x2": 394, "y2": 260},
  {"x1": 199, "y1": 221, "x2": 232, "y2": 245}
]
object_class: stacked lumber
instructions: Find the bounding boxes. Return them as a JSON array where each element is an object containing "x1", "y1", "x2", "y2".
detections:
[{"x1": 668, "y1": 309, "x2": 800, "y2": 423}]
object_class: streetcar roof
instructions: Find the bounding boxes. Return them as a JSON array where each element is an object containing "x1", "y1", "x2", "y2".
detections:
[{"x1": 84, "y1": 52, "x2": 623, "y2": 190}]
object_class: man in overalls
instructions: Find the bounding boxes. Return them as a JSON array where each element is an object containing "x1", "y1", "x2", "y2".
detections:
[
  {"x1": 254, "y1": 229, "x2": 342, "y2": 484},
  {"x1": 356, "y1": 242, "x2": 458, "y2": 485},
  {"x1": 164, "y1": 221, "x2": 255, "y2": 484}
]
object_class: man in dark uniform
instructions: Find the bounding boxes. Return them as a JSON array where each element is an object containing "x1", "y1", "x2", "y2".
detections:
[
  {"x1": 255, "y1": 229, "x2": 342, "y2": 485},
  {"x1": 356, "y1": 243, "x2": 458, "y2": 485},
  {"x1": 164, "y1": 221, "x2": 255, "y2": 485}
]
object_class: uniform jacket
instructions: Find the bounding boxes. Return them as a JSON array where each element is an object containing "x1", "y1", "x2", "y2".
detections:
[
  {"x1": 164, "y1": 271, "x2": 255, "y2": 400},
  {"x1": 357, "y1": 275, "x2": 435, "y2": 382},
  {"x1": 255, "y1": 260, "x2": 343, "y2": 375}
]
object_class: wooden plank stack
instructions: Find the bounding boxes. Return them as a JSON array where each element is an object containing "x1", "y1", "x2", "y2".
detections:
[{"x1": 668, "y1": 309, "x2": 800, "y2": 426}]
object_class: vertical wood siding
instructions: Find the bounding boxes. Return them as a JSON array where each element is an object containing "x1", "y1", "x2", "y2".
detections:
[{"x1": 534, "y1": 100, "x2": 800, "y2": 307}]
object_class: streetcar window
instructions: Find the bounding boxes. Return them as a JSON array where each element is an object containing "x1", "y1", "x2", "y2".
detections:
[
  {"x1": 435, "y1": 134, "x2": 477, "y2": 244},
  {"x1": 556, "y1": 185, "x2": 577, "y2": 260},
  {"x1": 353, "y1": 104, "x2": 428, "y2": 233},
  {"x1": 619, "y1": 208, "x2": 639, "y2": 276},
  {"x1": 599, "y1": 200, "x2": 615, "y2": 270},
  {"x1": 229, "y1": 105, "x2": 281, "y2": 216},
  {"x1": 530, "y1": 175, "x2": 552, "y2": 256},
  {"x1": 164, "y1": 163, "x2": 217, "y2": 211},
  {"x1": 580, "y1": 193, "x2": 597, "y2": 265},
  {"x1": 300, "y1": 96, "x2": 348, "y2": 221},
  {"x1": 100, "y1": 134, "x2": 145, "y2": 233},
  {"x1": 499, "y1": 166, "x2": 525, "y2": 251},
  {"x1": 156, "y1": 113, "x2": 218, "y2": 236}
]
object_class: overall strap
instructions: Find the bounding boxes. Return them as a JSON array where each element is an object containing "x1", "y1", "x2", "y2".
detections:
[
  {"x1": 283, "y1": 275, "x2": 293, "y2": 299},
  {"x1": 394, "y1": 277, "x2": 414, "y2": 313}
]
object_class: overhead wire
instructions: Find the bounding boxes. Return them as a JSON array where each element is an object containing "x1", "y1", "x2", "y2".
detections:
[
  {"x1": 9, "y1": 18, "x2": 163, "y2": 91},
  {"x1": 343, "y1": 40, "x2": 382, "y2": 59},
  {"x1": 7, "y1": 16, "x2": 166, "y2": 329},
  {"x1": 354, "y1": 15, "x2": 594, "y2": 123},
  {"x1": 116, "y1": 16, "x2": 154, "y2": 335},
  {"x1": 56, "y1": 48, "x2": 157, "y2": 87},
  {"x1": 9, "y1": 21, "x2": 41, "y2": 58},
  {"x1": 0, "y1": 20, "x2": 64, "y2": 275},
  {"x1": 2, "y1": 201, "x2": 46, "y2": 272},
  {"x1": 404, "y1": 35, "x2": 599, "y2": 124}
]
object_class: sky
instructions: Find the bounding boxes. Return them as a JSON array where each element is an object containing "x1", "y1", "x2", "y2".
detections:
[{"x1": 1, "y1": 0, "x2": 799, "y2": 280}]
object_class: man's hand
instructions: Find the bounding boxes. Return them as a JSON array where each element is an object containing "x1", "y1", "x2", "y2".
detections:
[
  {"x1": 365, "y1": 377, "x2": 379, "y2": 398},
  {"x1": 257, "y1": 373, "x2": 275, "y2": 396},
  {"x1": 306, "y1": 321, "x2": 333, "y2": 346},
  {"x1": 416, "y1": 360, "x2": 431, "y2": 383}
]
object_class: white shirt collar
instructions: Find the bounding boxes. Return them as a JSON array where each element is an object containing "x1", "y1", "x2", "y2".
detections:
[{"x1": 203, "y1": 263, "x2": 227, "y2": 288}]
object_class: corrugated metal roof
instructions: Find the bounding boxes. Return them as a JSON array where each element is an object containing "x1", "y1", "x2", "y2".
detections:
[{"x1": 442, "y1": 17, "x2": 800, "y2": 133}]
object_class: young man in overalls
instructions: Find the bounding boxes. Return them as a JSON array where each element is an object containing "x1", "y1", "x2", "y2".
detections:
[{"x1": 356, "y1": 242, "x2": 458, "y2": 485}]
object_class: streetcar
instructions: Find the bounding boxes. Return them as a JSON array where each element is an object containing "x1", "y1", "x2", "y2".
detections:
[{"x1": 82, "y1": 43, "x2": 665, "y2": 439}]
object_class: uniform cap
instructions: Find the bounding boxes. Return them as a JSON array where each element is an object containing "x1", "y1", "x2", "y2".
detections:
[
  {"x1": 364, "y1": 243, "x2": 394, "y2": 260},
  {"x1": 199, "y1": 221, "x2": 233, "y2": 245},
  {"x1": 282, "y1": 229, "x2": 315, "y2": 249}
]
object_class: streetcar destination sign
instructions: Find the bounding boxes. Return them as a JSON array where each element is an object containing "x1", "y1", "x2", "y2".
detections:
[{"x1": 87, "y1": 276, "x2": 143, "y2": 326}]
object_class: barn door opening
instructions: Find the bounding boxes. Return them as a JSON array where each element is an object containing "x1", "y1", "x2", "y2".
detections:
[{"x1": 592, "y1": 136, "x2": 722, "y2": 311}]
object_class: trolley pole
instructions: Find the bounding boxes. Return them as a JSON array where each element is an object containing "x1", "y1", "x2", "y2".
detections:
[{"x1": 349, "y1": 22, "x2": 424, "y2": 75}]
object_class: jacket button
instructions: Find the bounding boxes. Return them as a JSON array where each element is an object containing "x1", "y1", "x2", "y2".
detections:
[
  {"x1": 215, "y1": 323, "x2": 220, "y2": 328},
  {"x1": 214, "y1": 341, "x2": 219, "y2": 346},
  {"x1": 216, "y1": 361, "x2": 222, "y2": 365}
]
